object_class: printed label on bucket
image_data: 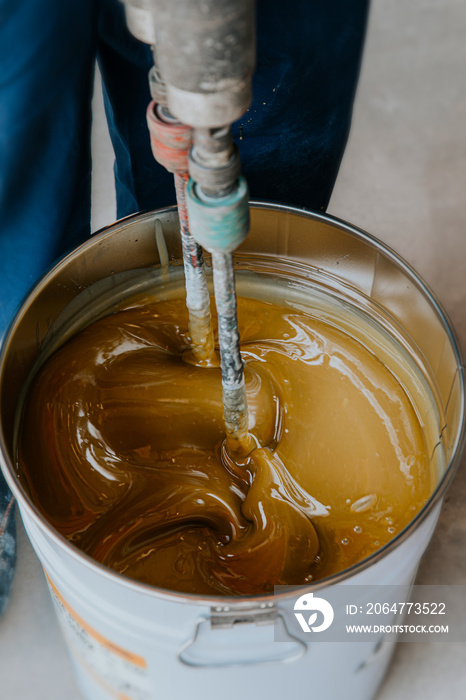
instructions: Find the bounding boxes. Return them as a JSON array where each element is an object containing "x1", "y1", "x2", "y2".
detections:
[{"x1": 45, "y1": 572, "x2": 151, "y2": 700}]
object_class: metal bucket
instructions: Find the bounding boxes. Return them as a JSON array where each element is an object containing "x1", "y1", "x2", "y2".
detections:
[{"x1": 0, "y1": 203, "x2": 464, "y2": 700}]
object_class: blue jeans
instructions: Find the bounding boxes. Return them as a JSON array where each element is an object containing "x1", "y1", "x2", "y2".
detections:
[{"x1": 0, "y1": 0, "x2": 369, "y2": 613}]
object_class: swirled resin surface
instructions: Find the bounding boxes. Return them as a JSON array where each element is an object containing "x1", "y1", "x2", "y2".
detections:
[{"x1": 16, "y1": 291, "x2": 434, "y2": 595}]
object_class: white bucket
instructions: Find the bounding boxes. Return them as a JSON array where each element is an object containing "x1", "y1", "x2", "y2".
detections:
[{"x1": 1, "y1": 203, "x2": 464, "y2": 700}]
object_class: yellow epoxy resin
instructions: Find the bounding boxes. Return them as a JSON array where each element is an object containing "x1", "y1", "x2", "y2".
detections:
[{"x1": 16, "y1": 277, "x2": 438, "y2": 596}]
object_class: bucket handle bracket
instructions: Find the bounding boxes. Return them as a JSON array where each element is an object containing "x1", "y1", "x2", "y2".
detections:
[{"x1": 178, "y1": 607, "x2": 307, "y2": 668}]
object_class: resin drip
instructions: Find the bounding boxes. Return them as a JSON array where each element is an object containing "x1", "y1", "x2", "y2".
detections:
[{"x1": 16, "y1": 291, "x2": 434, "y2": 595}]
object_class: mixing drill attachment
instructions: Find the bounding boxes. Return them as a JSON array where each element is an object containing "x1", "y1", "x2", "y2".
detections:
[{"x1": 122, "y1": 0, "x2": 256, "y2": 453}]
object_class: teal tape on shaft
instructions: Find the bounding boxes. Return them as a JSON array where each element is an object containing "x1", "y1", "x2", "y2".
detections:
[{"x1": 186, "y1": 176, "x2": 250, "y2": 254}]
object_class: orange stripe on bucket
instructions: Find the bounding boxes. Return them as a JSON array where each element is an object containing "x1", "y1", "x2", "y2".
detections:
[{"x1": 44, "y1": 571, "x2": 147, "y2": 669}]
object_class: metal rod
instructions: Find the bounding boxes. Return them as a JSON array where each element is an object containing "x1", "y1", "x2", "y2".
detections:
[
  {"x1": 211, "y1": 251, "x2": 250, "y2": 454},
  {"x1": 174, "y1": 173, "x2": 216, "y2": 365}
]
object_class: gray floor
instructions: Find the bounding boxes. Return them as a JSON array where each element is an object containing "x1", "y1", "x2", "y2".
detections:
[{"x1": 2, "y1": 1, "x2": 466, "y2": 698}]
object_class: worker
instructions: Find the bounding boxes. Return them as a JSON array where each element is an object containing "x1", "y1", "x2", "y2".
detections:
[{"x1": 0, "y1": 0, "x2": 370, "y2": 614}]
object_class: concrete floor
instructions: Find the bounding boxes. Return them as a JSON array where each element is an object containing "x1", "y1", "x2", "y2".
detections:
[{"x1": 1, "y1": 0, "x2": 466, "y2": 698}]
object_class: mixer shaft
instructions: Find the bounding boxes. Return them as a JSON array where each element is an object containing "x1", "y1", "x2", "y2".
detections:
[
  {"x1": 173, "y1": 173, "x2": 216, "y2": 364},
  {"x1": 146, "y1": 98, "x2": 216, "y2": 365},
  {"x1": 210, "y1": 250, "x2": 249, "y2": 452}
]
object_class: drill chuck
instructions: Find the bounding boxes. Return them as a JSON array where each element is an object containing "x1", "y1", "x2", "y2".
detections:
[{"x1": 150, "y1": 0, "x2": 255, "y2": 128}]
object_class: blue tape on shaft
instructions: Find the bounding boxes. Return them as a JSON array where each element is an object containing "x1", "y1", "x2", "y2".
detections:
[{"x1": 186, "y1": 177, "x2": 250, "y2": 254}]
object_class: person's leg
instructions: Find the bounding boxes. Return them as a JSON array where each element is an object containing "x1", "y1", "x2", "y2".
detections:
[
  {"x1": 0, "y1": 481, "x2": 15, "y2": 617},
  {"x1": 0, "y1": 0, "x2": 98, "y2": 334},
  {"x1": 97, "y1": 0, "x2": 369, "y2": 216},
  {"x1": 239, "y1": 0, "x2": 370, "y2": 210},
  {"x1": 0, "y1": 0, "x2": 98, "y2": 615}
]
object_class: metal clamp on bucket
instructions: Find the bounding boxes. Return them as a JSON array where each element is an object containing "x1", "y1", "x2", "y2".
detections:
[{"x1": 179, "y1": 604, "x2": 307, "y2": 667}]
